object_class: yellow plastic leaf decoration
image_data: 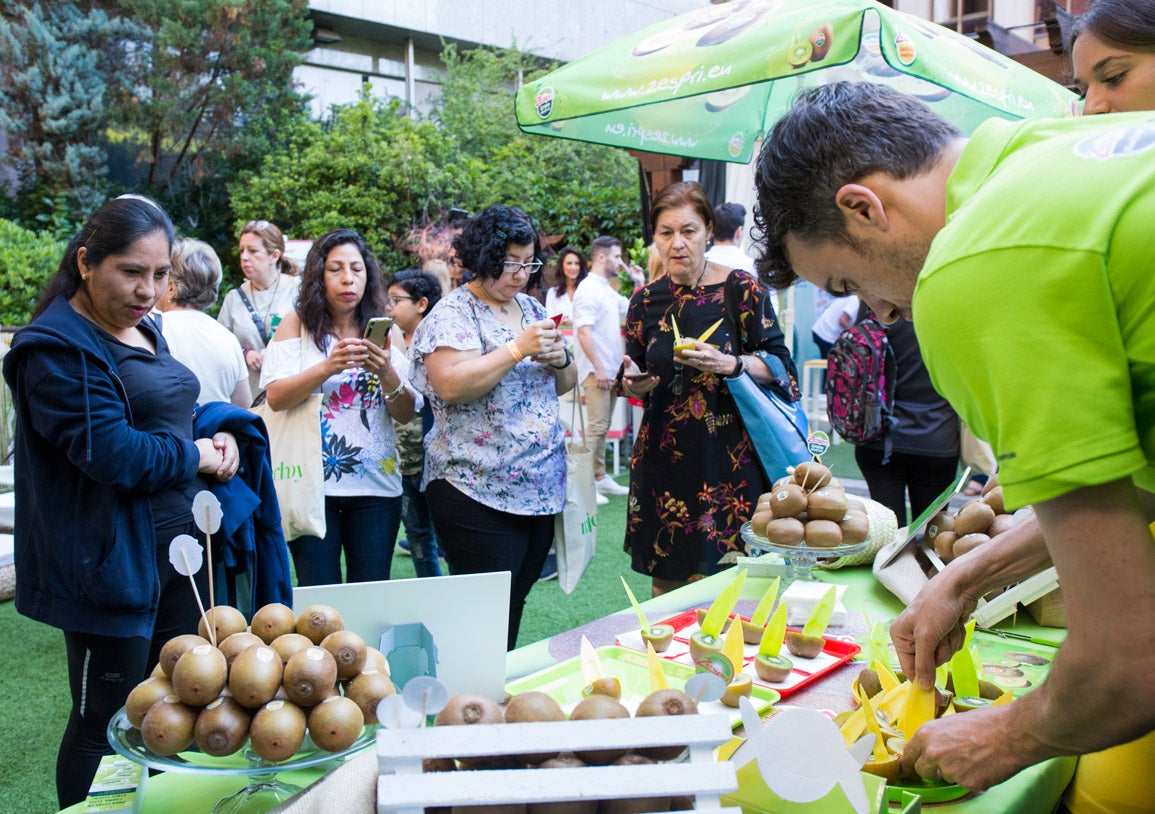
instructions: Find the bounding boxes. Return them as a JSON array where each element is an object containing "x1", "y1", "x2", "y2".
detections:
[
  {"x1": 802, "y1": 586, "x2": 837, "y2": 638},
  {"x1": 580, "y1": 635, "x2": 604, "y2": 684},
  {"x1": 620, "y1": 576, "x2": 650, "y2": 633},
  {"x1": 697, "y1": 317, "x2": 725, "y2": 343},
  {"x1": 700, "y1": 569, "x2": 746, "y2": 639},
  {"x1": 872, "y1": 659, "x2": 900, "y2": 695},
  {"x1": 671, "y1": 315, "x2": 682, "y2": 344},
  {"x1": 758, "y1": 602, "x2": 788, "y2": 658},
  {"x1": 722, "y1": 615, "x2": 746, "y2": 674},
  {"x1": 646, "y1": 641, "x2": 669, "y2": 692},
  {"x1": 865, "y1": 616, "x2": 890, "y2": 668},
  {"x1": 750, "y1": 576, "x2": 781, "y2": 626},
  {"x1": 991, "y1": 689, "x2": 1015, "y2": 707},
  {"x1": 856, "y1": 684, "x2": 891, "y2": 762},
  {"x1": 901, "y1": 683, "x2": 936, "y2": 740},
  {"x1": 839, "y1": 707, "x2": 867, "y2": 746},
  {"x1": 949, "y1": 621, "x2": 980, "y2": 699}
]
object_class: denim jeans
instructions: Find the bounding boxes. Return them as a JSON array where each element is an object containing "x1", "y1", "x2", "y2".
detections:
[
  {"x1": 426, "y1": 479, "x2": 554, "y2": 650},
  {"x1": 289, "y1": 494, "x2": 402, "y2": 585},
  {"x1": 402, "y1": 472, "x2": 442, "y2": 577}
]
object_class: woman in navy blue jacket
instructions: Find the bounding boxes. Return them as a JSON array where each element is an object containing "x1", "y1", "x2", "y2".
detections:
[{"x1": 2, "y1": 196, "x2": 239, "y2": 807}]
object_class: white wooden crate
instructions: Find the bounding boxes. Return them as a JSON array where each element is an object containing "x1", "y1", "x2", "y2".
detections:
[{"x1": 377, "y1": 714, "x2": 740, "y2": 814}]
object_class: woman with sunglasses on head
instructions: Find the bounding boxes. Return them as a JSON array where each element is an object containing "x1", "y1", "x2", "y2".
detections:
[
  {"x1": 410, "y1": 205, "x2": 575, "y2": 649},
  {"x1": 262, "y1": 229, "x2": 418, "y2": 586},
  {"x1": 217, "y1": 219, "x2": 301, "y2": 401}
]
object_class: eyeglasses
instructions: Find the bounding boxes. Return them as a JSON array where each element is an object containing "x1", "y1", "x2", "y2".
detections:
[
  {"x1": 388, "y1": 295, "x2": 414, "y2": 306},
  {"x1": 501, "y1": 260, "x2": 544, "y2": 275}
]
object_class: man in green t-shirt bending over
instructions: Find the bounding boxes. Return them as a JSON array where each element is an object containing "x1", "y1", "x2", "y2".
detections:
[{"x1": 753, "y1": 82, "x2": 1155, "y2": 792}]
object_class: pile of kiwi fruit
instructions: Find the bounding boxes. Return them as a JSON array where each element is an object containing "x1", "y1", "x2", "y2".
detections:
[
  {"x1": 424, "y1": 687, "x2": 700, "y2": 813},
  {"x1": 749, "y1": 462, "x2": 869, "y2": 549},
  {"x1": 925, "y1": 473, "x2": 1026, "y2": 564},
  {"x1": 125, "y1": 602, "x2": 396, "y2": 762}
]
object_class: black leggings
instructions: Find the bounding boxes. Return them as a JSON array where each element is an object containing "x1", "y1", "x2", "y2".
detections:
[
  {"x1": 57, "y1": 522, "x2": 207, "y2": 808},
  {"x1": 854, "y1": 447, "x2": 959, "y2": 526},
  {"x1": 425, "y1": 479, "x2": 554, "y2": 651}
]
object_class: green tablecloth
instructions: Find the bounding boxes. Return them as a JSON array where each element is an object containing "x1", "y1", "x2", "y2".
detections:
[{"x1": 67, "y1": 565, "x2": 1075, "y2": 813}]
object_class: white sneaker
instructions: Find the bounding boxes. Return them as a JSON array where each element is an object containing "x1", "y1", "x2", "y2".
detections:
[
  {"x1": 596, "y1": 477, "x2": 629, "y2": 496},
  {"x1": 595, "y1": 491, "x2": 609, "y2": 506}
]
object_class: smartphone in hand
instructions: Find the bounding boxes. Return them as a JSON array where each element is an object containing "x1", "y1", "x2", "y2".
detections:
[{"x1": 363, "y1": 317, "x2": 394, "y2": 346}]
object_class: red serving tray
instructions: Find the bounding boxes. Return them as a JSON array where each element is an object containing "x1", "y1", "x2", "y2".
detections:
[{"x1": 615, "y1": 608, "x2": 860, "y2": 699}]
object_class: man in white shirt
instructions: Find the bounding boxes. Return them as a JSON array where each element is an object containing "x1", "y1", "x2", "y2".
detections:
[
  {"x1": 704, "y1": 202, "x2": 755, "y2": 273},
  {"x1": 572, "y1": 236, "x2": 643, "y2": 502}
]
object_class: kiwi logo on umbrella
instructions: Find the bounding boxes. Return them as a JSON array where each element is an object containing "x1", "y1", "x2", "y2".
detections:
[{"x1": 535, "y1": 86, "x2": 555, "y2": 119}]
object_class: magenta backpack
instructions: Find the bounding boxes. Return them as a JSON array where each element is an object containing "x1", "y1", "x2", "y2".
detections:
[{"x1": 824, "y1": 319, "x2": 898, "y2": 458}]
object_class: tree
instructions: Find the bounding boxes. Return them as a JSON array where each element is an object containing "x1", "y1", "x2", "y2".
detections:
[{"x1": 0, "y1": 2, "x2": 144, "y2": 229}]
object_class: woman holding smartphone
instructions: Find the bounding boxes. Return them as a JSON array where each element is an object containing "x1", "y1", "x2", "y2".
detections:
[{"x1": 261, "y1": 229, "x2": 418, "y2": 585}]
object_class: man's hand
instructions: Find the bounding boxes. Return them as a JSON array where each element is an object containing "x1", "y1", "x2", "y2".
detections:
[{"x1": 902, "y1": 705, "x2": 1033, "y2": 790}]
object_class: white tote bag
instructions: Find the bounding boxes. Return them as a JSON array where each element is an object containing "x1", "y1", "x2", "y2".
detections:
[
  {"x1": 253, "y1": 326, "x2": 326, "y2": 540},
  {"x1": 554, "y1": 391, "x2": 598, "y2": 594}
]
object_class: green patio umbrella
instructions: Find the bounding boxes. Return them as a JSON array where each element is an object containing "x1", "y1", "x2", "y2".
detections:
[{"x1": 515, "y1": 0, "x2": 1080, "y2": 163}]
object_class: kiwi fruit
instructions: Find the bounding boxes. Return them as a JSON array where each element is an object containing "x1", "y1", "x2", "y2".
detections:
[
  {"x1": 296, "y1": 603, "x2": 344, "y2": 644},
  {"x1": 635, "y1": 689, "x2": 697, "y2": 761},
  {"x1": 198, "y1": 605, "x2": 248, "y2": 643},
  {"x1": 807, "y1": 489, "x2": 848, "y2": 522},
  {"x1": 839, "y1": 511, "x2": 870, "y2": 544},
  {"x1": 569, "y1": 695, "x2": 629, "y2": 765},
  {"x1": 762, "y1": 517, "x2": 804, "y2": 546},
  {"x1": 528, "y1": 756, "x2": 596, "y2": 814},
  {"x1": 954, "y1": 501, "x2": 996, "y2": 536},
  {"x1": 600, "y1": 754, "x2": 669, "y2": 813},
  {"x1": 769, "y1": 484, "x2": 806, "y2": 518},
  {"x1": 171, "y1": 644, "x2": 228, "y2": 707},
  {"x1": 640, "y1": 625, "x2": 674, "y2": 653},
  {"x1": 809, "y1": 23, "x2": 834, "y2": 60},
  {"x1": 581, "y1": 677, "x2": 622, "y2": 700},
  {"x1": 688, "y1": 630, "x2": 724, "y2": 666},
  {"x1": 952, "y1": 532, "x2": 991, "y2": 559},
  {"x1": 982, "y1": 485, "x2": 1006, "y2": 515},
  {"x1": 981, "y1": 472, "x2": 999, "y2": 496},
  {"x1": 126, "y1": 676, "x2": 175, "y2": 728},
  {"x1": 194, "y1": 695, "x2": 251, "y2": 756},
  {"x1": 862, "y1": 753, "x2": 903, "y2": 783},
  {"x1": 925, "y1": 512, "x2": 954, "y2": 544},
  {"x1": 320, "y1": 630, "x2": 367, "y2": 680},
  {"x1": 271, "y1": 632, "x2": 314, "y2": 664},
  {"x1": 750, "y1": 507, "x2": 774, "y2": 538},
  {"x1": 933, "y1": 531, "x2": 958, "y2": 562},
  {"x1": 740, "y1": 618, "x2": 766, "y2": 645},
  {"x1": 141, "y1": 694, "x2": 198, "y2": 756},
  {"x1": 694, "y1": 608, "x2": 732, "y2": 632},
  {"x1": 345, "y1": 670, "x2": 397, "y2": 725},
  {"x1": 988, "y1": 513, "x2": 1016, "y2": 537},
  {"x1": 362, "y1": 647, "x2": 390, "y2": 675},
  {"x1": 435, "y1": 693, "x2": 505, "y2": 727},
  {"x1": 720, "y1": 673, "x2": 753, "y2": 708},
  {"x1": 250, "y1": 602, "x2": 298, "y2": 644},
  {"x1": 804, "y1": 519, "x2": 842, "y2": 547},
  {"x1": 308, "y1": 695, "x2": 365, "y2": 752},
  {"x1": 793, "y1": 461, "x2": 832, "y2": 491},
  {"x1": 754, "y1": 654, "x2": 793, "y2": 683},
  {"x1": 283, "y1": 646, "x2": 338, "y2": 707},
  {"x1": 771, "y1": 475, "x2": 794, "y2": 491},
  {"x1": 504, "y1": 690, "x2": 567, "y2": 764},
  {"x1": 856, "y1": 668, "x2": 882, "y2": 700},
  {"x1": 229, "y1": 644, "x2": 284, "y2": 708},
  {"x1": 158, "y1": 634, "x2": 210, "y2": 678},
  {"x1": 784, "y1": 630, "x2": 825, "y2": 659},
  {"x1": 250, "y1": 699, "x2": 307, "y2": 762},
  {"x1": 218, "y1": 631, "x2": 264, "y2": 668}
]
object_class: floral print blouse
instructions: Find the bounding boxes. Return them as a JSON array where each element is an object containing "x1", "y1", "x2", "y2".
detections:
[
  {"x1": 409, "y1": 286, "x2": 566, "y2": 517},
  {"x1": 262, "y1": 333, "x2": 410, "y2": 499}
]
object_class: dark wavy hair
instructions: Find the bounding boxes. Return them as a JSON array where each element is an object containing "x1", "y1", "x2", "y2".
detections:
[
  {"x1": 551, "y1": 246, "x2": 589, "y2": 298},
  {"x1": 1071, "y1": 0, "x2": 1155, "y2": 51},
  {"x1": 389, "y1": 268, "x2": 443, "y2": 318},
  {"x1": 713, "y1": 202, "x2": 747, "y2": 242},
  {"x1": 451, "y1": 204, "x2": 543, "y2": 285},
  {"x1": 34, "y1": 195, "x2": 175, "y2": 321},
  {"x1": 752, "y1": 82, "x2": 961, "y2": 291},
  {"x1": 297, "y1": 229, "x2": 387, "y2": 353}
]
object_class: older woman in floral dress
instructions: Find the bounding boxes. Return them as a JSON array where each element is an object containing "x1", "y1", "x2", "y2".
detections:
[{"x1": 410, "y1": 205, "x2": 575, "y2": 649}]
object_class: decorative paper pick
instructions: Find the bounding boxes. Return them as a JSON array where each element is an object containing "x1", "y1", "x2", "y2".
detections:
[
  {"x1": 620, "y1": 576, "x2": 650, "y2": 632},
  {"x1": 802, "y1": 585, "x2": 837, "y2": 639},
  {"x1": 749, "y1": 576, "x2": 782, "y2": 627},
  {"x1": 192, "y1": 491, "x2": 223, "y2": 534},
  {"x1": 376, "y1": 695, "x2": 424, "y2": 729},
  {"x1": 685, "y1": 672, "x2": 725, "y2": 705},
  {"x1": 757, "y1": 603, "x2": 788, "y2": 658},
  {"x1": 402, "y1": 676, "x2": 449, "y2": 724},
  {"x1": 645, "y1": 642, "x2": 669, "y2": 692},
  {"x1": 700, "y1": 569, "x2": 747, "y2": 639},
  {"x1": 168, "y1": 534, "x2": 212, "y2": 646}
]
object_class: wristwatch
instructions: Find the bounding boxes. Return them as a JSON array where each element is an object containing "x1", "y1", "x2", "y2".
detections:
[
  {"x1": 726, "y1": 355, "x2": 745, "y2": 378},
  {"x1": 550, "y1": 347, "x2": 573, "y2": 370}
]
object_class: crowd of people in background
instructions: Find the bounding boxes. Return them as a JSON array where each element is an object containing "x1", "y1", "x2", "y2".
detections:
[{"x1": 7, "y1": 0, "x2": 1155, "y2": 806}]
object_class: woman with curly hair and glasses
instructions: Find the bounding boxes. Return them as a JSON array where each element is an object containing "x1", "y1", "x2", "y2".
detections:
[
  {"x1": 410, "y1": 205, "x2": 576, "y2": 649},
  {"x1": 261, "y1": 229, "x2": 418, "y2": 585},
  {"x1": 217, "y1": 220, "x2": 301, "y2": 401}
]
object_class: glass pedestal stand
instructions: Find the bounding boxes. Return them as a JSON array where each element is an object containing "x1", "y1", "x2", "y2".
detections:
[
  {"x1": 108, "y1": 708, "x2": 376, "y2": 814},
  {"x1": 740, "y1": 522, "x2": 869, "y2": 583}
]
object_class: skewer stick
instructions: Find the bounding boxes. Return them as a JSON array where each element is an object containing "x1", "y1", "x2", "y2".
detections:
[
  {"x1": 180, "y1": 549, "x2": 215, "y2": 647},
  {"x1": 204, "y1": 506, "x2": 216, "y2": 617}
]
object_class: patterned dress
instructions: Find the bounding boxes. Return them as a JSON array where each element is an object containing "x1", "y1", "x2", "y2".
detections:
[{"x1": 623, "y1": 270, "x2": 798, "y2": 581}]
